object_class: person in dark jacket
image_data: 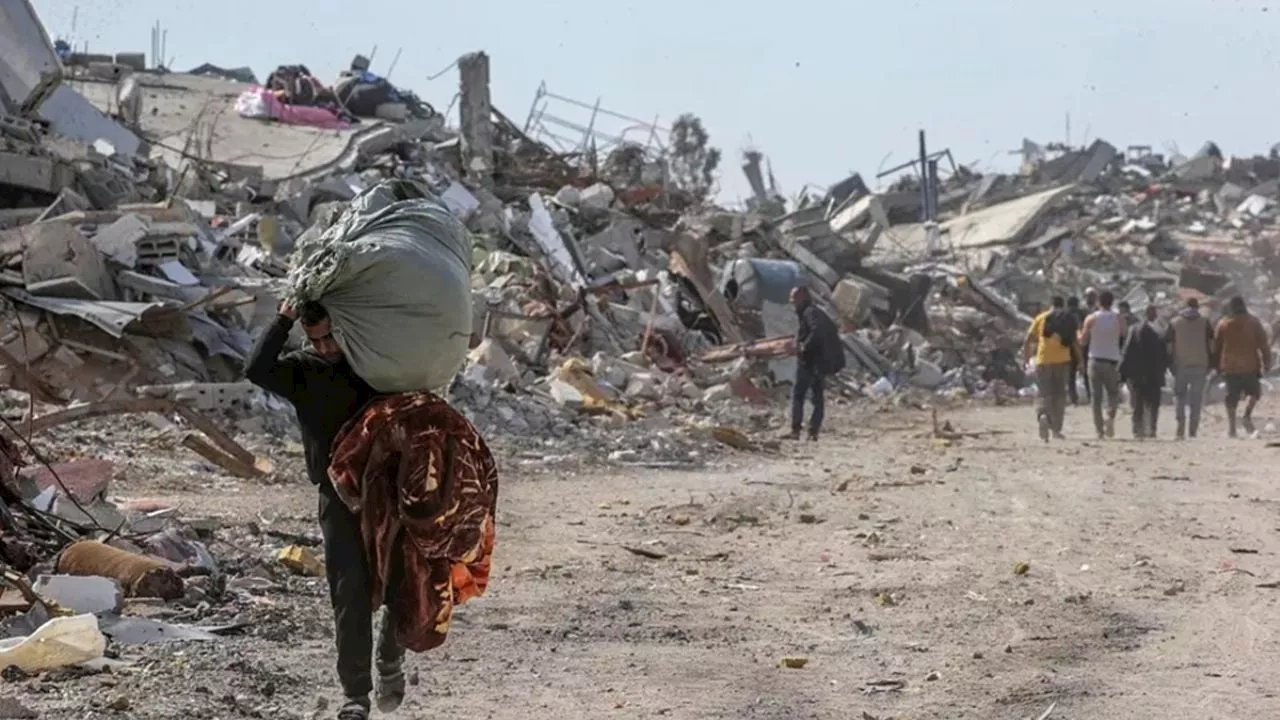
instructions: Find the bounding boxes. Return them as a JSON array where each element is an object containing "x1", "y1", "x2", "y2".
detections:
[
  {"x1": 1066, "y1": 296, "x2": 1088, "y2": 405},
  {"x1": 1119, "y1": 305, "x2": 1168, "y2": 439},
  {"x1": 787, "y1": 286, "x2": 843, "y2": 441},
  {"x1": 244, "y1": 301, "x2": 402, "y2": 720}
]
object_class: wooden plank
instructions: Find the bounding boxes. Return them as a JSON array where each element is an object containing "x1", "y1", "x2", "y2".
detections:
[
  {"x1": 171, "y1": 404, "x2": 255, "y2": 467},
  {"x1": 698, "y1": 336, "x2": 794, "y2": 364},
  {"x1": 181, "y1": 434, "x2": 263, "y2": 478},
  {"x1": 17, "y1": 397, "x2": 172, "y2": 435},
  {"x1": 669, "y1": 249, "x2": 744, "y2": 344}
]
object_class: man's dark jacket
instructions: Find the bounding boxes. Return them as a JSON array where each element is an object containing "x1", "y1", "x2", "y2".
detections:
[
  {"x1": 1119, "y1": 320, "x2": 1168, "y2": 388},
  {"x1": 244, "y1": 315, "x2": 378, "y2": 486},
  {"x1": 796, "y1": 302, "x2": 845, "y2": 375}
]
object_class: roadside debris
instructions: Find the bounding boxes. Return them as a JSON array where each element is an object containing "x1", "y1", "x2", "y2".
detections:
[{"x1": 276, "y1": 545, "x2": 325, "y2": 577}]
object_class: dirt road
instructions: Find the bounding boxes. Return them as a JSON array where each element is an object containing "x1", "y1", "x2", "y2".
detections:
[{"x1": 11, "y1": 402, "x2": 1280, "y2": 719}]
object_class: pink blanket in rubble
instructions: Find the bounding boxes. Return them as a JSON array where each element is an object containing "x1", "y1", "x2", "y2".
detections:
[{"x1": 234, "y1": 86, "x2": 349, "y2": 130}]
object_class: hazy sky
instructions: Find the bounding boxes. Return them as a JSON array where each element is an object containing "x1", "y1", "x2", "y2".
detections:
[{"x1": 31, "y1": 0, "x2": 1280, "y2": 201}]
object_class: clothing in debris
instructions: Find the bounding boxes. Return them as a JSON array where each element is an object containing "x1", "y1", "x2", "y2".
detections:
[
  {"x1": 265, "y1": 64, "x2": 335, "y2": 107},
  {"x1": 244, "y1": 314, "x2": 386, "y2": 699},
  {"x1": 329, "y1": 391, "x2": 499, "y2": 652},
  {"x1": 1120, "y1": 319, "x2": 1167, "y2": 438},
  {"x1": 793, "y1": 301, "x2": 843, "y2": 437},
  {"x1": 1167, "y1": 306, "x2": 1214, "y2": 438}
]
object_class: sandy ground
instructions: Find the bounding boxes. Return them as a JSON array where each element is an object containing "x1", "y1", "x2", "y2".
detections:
[{"x1": 8, "y1": 398, "x2": 1280, "y2": 720}]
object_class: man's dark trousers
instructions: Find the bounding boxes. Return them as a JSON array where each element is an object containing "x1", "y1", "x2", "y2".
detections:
[
  {"x1": 1129, "y1": 381, "x2": 1161, "y2": 438},
  {"x1": 319, "y1": 480, "x2": 403, "y2": 699},
  {"x1": 791, "y1": 363, "x2": 826, "y2": 434}
]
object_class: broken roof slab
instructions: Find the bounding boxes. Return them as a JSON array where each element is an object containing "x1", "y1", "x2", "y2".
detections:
[
  {"x1": 71, "y1": 73, "x2": 387, "y2": 181},
  {"x1": 872, "y1": 184, "x2": 1075, "y2": 264}
]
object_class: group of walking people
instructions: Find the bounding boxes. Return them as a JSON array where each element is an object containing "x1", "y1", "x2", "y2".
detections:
[{"x1": 1022, "y1": 288, "x2": 1272, "y2": 441}]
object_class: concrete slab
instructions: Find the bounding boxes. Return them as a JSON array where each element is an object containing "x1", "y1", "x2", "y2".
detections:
[
  {"x1": 872, "y1": 185, "x2": 1075, "y2": 264},
  {"x1": 32, "y1": 575, "x2": 123, "y2": 615},
  {"x1": 0, "y1": 0, "x2": 61, "y2": 113},
  {"x1": 69, "y1": 73, "x2": 387, "y2": 181}
]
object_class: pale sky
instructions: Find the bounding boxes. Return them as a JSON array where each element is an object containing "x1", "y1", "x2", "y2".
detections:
[{"x1": 32, "y1": 0, "x2": 1280, "y2": 201}]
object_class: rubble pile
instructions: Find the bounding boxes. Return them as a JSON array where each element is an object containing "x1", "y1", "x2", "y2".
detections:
[{"x1": 5, "y1": 9, "x2": 1280, "y2": 475}]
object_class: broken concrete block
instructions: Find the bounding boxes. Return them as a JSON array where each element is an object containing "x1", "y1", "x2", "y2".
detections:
[
  {"x1": 554, "y1": 185, "x2": 581, "y2": 207},
  {"x1": 18, "y1": 458, "x2": 115, "y2": 503},
  {"x1": 625, "y1": 373, "x2": 662, "y2": 401},
  {"x1": 1236, "y1": 194, "x2": 1269, "y2": 218},
  {"x1": 590, "y1": 353, "x2": 631, "y2": 390},
  {"x1": 0, "y1": 152, "x2": 75, "y2": 194},
  {"x1": 548, "y1": 378, "x2": 585, "y2": 409},
  {"x1": 22, "y1": 221, "x2": 116, "y2": 300},
  {"x1": 90, "y1": 213, "x2": 147, "y2": 267},
  {"x1": 467, "y1": 339, "x2": 521, "y2": 385},
  {"x1": 578, "y1": 183, "x2": 615, "y2": 210},
  {"x1": 440, "y1": 182, "x2": 480, "y2": 218},
  {"x1": 32, "y1": 575, "x2": 123, "y2": 615}
]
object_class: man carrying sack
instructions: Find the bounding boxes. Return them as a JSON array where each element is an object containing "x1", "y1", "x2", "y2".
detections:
[{"x1": 246, "y1": 181, "x2": 497, "y2": 720}]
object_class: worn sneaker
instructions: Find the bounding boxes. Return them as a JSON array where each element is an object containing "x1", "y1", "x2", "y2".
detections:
[
  {"x1": 337, "y1": 698, "x2": 370, "y2": 720},
  {"x1": 1104, "y1": 417, "x2": 1115, "y2": 438},
  {"x1": 781, "y1": 429, "x2": 802, "y2": 441},
  {"x1": 1242, "y1": 415, "x2": 1256, "y2": 436},
  {"x1": 1037, "y1": 414, "x2": 1050, "y2": 442},
  {"x1": 376, "y1": 663, "x2": 406, "y2": 713}
]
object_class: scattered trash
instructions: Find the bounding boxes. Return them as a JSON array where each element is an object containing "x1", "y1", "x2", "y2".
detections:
[
  {"x1": 1014, "y1": 561, "x2": 1031, "y2": 576},
  {"x1": 55, "y1": 541, "x2": 184, "y2": 600},
  {"x1": 0, "y1": 613, "x2": 106, "y2": 673},
  {"x1": 861, "y1": 679, "x2": 906, "y2": 694},
  {"x1": 778, "y1": 656, "x2": 809, "y2": 669},
  {"x1": 276, "y1": 545, "x2": 325, "y2": 577}
]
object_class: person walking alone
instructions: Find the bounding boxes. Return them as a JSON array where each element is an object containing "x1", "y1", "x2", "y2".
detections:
[
  {"x1": 1213, "y1": 295, "x2": 1272, "y2": 437},
  {"x1": 1022, "y1": 296, "x2": 1079, "y2": 442},
  {"x1": 787, "y1": 286, "x2": 844, "y2": 441},
  {"x1": 1120, "y1": 305, "x2": 1168, "y2": 439},
  {"x1": 1080, "y1": 290, "x2": 1126, "y2": 439},
  {"x1": 1166, "y1": 297, "x2": 1214, "y2": 439}
]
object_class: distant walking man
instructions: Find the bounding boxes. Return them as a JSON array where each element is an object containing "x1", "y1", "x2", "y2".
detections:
[
  {"x1": 1166, "y1": 297, "x2": 1214, "y2": 438},
  {"x1": 1214, "y1": 295, "x2": 1271, "y2": 437},
  {"x1": 1066, "y1": 296, "x2": 1087, "y2": 405},
  {"x1": 1079, "y1": 288, "x2": 1099, "y2": 401},
  {"x1": 1120, "y1": 305, "x2": 1168, "y2": 439},
  {"x1": 1023, "y1": 296, "x2": 1078, "y2": 442},
  {"x1": 1080, "y1": 290, "x2": 1126, "y2": 439},
  {"x1": 788, "y1": 286, "x2": 844, "y2": 441}
]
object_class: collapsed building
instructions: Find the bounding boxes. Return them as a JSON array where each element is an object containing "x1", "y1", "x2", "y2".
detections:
[{"x1": 1, "y1": 2, "x2": 1280, "y2": 486}]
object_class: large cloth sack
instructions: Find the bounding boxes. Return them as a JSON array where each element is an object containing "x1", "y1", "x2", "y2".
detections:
[{"x1": 286, "y1": 180, "x2": 472, "y2": 393}]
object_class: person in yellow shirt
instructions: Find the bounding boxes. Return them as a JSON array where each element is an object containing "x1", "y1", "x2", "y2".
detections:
[{"x1": 1022, "y1": 296, "x2": 1080, "y2": 442}]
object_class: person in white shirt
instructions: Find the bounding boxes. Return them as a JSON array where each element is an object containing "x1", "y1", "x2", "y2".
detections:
[{"x1": 1079, "y1": 290, "x2": 1127, "y2": 439}]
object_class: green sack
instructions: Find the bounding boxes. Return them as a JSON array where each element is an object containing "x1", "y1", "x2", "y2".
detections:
[{"x1": 287, "y1": 180, "x2": 473, "y2": 393}]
